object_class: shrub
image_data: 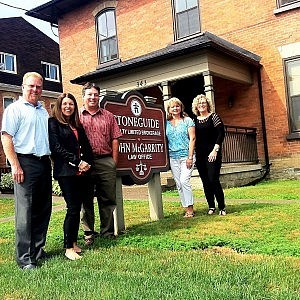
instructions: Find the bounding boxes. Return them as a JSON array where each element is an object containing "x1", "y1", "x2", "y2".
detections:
[
  {"x1": 0, "y1": 173, "x2": 63, "y2": 196},
  {"x1": 0, "y1": 172, "x2": 14, "y2": 190}
]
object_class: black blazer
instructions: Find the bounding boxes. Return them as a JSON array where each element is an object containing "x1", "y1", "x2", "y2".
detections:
[{"x1": 48, "y1": 117, "x2": 93, "y2": 179}]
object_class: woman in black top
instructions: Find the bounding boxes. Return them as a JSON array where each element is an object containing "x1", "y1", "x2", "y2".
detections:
[
  {"x1": 49, "y1": 93, "x2": 93, "y2": 260},
  {"x1": 192, "y1": 94, "x2": 226, "y2": 216}
]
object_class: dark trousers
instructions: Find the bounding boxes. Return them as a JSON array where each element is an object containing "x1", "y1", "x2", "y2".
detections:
[
  {"x1": 196, "y1": 156, "x2": 225, "y2": 210},
  {"x1": 81, "y1": 157, "x2": 116, "y2": 237},
  {"x1": 58, "y1": 176, "x2": 89, "y2": 248},
  {"x1": 14, "y1": 156, "x2": 52, "y2": 268}
]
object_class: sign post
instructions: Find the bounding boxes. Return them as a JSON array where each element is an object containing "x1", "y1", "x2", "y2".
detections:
[{"x1": 101, "y1": 91, "x2": 169, "y2": 233}]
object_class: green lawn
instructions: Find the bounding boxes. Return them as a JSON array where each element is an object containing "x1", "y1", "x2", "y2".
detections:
[{"x1": 0, "y1": 179, "x2": 299, "y2": 299}]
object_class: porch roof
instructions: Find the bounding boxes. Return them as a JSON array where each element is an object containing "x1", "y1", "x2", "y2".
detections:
[{"x1": 71, "y1": 31, "x2": 261, "y2": 85}]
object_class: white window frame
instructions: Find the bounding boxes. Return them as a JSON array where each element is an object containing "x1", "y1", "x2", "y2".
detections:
[
  {"x1": 96, "y1": 9, "x2": 119, "y2": 64},
  {"x1": 173, "y1": 0, "x2": 200, "y2": 40},
  {"x1": 277, "y1": 0, "x2": 300, "y2": 8},
  {"x1": 41, "y1": 61, "x2": 60, "y2": 82},
  {"x1": 284, "y1": 56, "x2": 300, "y2": 139},
  {"x1": 0, "y1": 52, "x2": 17, "y2": 73},
  {"x1": 3, "y1": 96, "x2": 15, "y2": 110}
]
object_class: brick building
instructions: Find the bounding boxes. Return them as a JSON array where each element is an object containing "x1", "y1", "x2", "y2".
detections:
[
  {"x1": 0, "y1": 17, "x2": 62, "y2": 169},
  {"x1": 27, "y1": 0, "x2": 300, "y2": 180}
]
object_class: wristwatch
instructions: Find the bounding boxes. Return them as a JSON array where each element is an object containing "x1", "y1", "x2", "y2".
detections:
[{"x1": 188, "y1": 156, "x2": 193, "y2": 160}]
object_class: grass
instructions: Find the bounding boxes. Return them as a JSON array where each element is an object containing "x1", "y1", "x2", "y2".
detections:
[
  {"x1": 164, "y1": 179, "x2": 300, "y2": 200},
  {"x1": 0, "y1": 179, "x2": 299, "y2": 299}
]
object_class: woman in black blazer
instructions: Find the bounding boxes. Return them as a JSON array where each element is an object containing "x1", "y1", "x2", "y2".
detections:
[{"x1": 49, "y1": 93, "x2": 93, "y2": 260}]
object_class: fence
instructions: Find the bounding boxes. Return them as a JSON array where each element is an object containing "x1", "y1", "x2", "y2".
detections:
[{"x1": 222, "y1": 125, "x2": 258, "y2": 163}]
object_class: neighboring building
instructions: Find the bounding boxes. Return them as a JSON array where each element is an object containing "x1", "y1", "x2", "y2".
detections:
[
  {"x1": 27, "y1": 0, "x2": 300, "y2": 181},
  {"x1": 0, "y1": 17, "x2": 62, "y2": 169}
]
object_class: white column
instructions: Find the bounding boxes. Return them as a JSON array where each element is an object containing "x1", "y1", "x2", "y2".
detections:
[
  {"x1": 147, "y1": 173, "x2": 164, "y2": 220},
  {"x1": 203, "y1": 71, "x2": 215, "y2": 111},
  {"x1": 161, "y1": 81, "x2": 171, "y2": 112},
  {"x1": 114, "y1": 176, "x2": 125, "y2": 235}
]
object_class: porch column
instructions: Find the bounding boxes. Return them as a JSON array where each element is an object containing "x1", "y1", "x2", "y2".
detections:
[
  {"x1": 161, "y1": 81, "x2": 171, "y2": 112},
  {"x1": 114, "y1": 176, "x2": 125, "y2": 234},
  {"x1": 203, "y1": 71, "x2": 215, "y2": 111},
  {"x1": 148, "y1": 173, "x2": 164, "y2": 220}
]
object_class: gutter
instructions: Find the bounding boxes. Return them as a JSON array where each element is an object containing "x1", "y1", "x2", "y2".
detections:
[{"x1": 257, "y1": 66, "x2": 271, "y2": 172}]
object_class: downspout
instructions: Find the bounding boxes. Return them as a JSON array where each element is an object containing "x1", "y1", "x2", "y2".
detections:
[
  {"x1": 243, "y1": 66, "x2": 270, "y2": 186},
  {"x1": 257, "y1": 65, "x2": 271, "y2": 176}
]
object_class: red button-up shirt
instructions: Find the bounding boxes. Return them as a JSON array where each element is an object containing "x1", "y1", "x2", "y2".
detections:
[{"x1": 80, "y1": 107, "x2": 122, "y2": 155}]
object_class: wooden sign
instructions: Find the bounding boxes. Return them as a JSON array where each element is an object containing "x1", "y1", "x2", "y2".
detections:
[{"x1": 100, "y1": 91, "x2": 169, "y2": 184}]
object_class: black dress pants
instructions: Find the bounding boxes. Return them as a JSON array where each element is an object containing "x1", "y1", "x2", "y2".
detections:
[
  {"x1": 196, "y1": 157, "x2": 225, "y2": 210},
  {"x1": 58, "y1": 176, "x2": 90, "y2": 248}
]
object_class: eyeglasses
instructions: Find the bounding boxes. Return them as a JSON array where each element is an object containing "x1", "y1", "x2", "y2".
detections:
[{"x1": 24, "y1": 84, "x2": 42, "y2": 90}]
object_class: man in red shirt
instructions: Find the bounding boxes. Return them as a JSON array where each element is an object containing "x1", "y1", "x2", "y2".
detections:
[{"x1": 80, "y1": 82, "x2": 122, "y2": 243}]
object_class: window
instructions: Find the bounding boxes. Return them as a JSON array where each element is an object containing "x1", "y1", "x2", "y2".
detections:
[
  {"x1": 41, "y1": 62, "x2": 60, "y2": 82},
  {"x1": 3, "y1": 97, "x2": 15, "y2": 110},
  {"x1": 0, "y1": 52, "x2": 16, "y2": 73},
  {"x1": 277, "y1": 0, "x2": 300, "y2": 8},
  {"x1": 173, "y1": 0, "x2": 200, "y2": 40},
  {"x1": 284, "y1": 57, "x2": 300, "y2": 137},
  {"x1": 96, "y1": 9, "x2": 119, "y2": 64}
]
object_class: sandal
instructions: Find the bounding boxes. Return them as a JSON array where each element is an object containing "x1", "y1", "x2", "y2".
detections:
[
  {"x1": 184, "y1": 211, "x2": 195, "y2": 218},
  {"x1": 207, "y1": 208, "x2": 216, "y2": 215}
]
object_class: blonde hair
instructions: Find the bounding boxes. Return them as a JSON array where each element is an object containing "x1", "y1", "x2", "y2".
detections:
[
  {"x1": 192, "y1": 94, "x2": 214, "y2": 116},
  {"x1": 166, "y1": 97, "x2": 189, "y2": 120},
  {"x1": 22, "y1": 72, "x2": 43, "y2": 84}
]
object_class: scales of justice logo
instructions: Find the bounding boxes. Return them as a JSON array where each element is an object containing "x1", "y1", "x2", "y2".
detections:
[{"x1": 130, "y1": 98, "x2": 147, "y2": 176}]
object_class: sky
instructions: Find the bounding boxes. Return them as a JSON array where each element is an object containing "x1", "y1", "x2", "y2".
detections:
[{"x1": 0, "y1": 0, "x2": 59, "y2": 43}]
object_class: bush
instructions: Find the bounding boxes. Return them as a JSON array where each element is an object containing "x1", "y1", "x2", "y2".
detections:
[
  {"x1": 0, "y1": 172, "x2": 14, "y2": 191},
  {"x1": 0, "y1": 172, "x2": 62, "y2": 196}
]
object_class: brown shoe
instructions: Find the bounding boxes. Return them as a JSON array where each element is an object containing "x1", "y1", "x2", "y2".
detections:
[{"x1": 84, "y1": 234, "x2": 94, "y2": 246}]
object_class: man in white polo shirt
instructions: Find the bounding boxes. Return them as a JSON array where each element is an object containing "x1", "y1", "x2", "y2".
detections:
[{"x1": 1, "y1": 72, "x2": 52, "y2": 270}]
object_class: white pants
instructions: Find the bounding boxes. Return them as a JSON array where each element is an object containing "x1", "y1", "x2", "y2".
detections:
[{"x1": 170, "y1": 156, "x2": 195, "y2": 208}]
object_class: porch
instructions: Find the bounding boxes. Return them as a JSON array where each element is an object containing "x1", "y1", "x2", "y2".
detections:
[{"x1": 164, "y1": 124, "x2": 263, "y2": 190}]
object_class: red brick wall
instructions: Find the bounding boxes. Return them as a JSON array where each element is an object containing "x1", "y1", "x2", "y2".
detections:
[
  {"x1": 57, "y1": 0, "x2": 300, "y2": 177},
  {"x1": 58, "y1": 2, "x2": 99, "y2": 102}
]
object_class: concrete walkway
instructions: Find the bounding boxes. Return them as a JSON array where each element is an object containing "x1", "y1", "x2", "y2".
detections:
[{"x1": 1, "y1": 186, "x2": 298, "y2": 223}]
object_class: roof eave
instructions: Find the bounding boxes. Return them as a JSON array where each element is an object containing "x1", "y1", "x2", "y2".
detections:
[{"x1": 71, "y1": 32, "x2": 261, "y2": 85}]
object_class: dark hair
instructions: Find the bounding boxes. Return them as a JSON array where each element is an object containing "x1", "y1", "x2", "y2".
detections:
[
  {"x1": 52, "y1": 93, "x2": 81, "y2": 128},
  {"x1": 82, "y1": 82, "x2": 100, "y2": 97}
]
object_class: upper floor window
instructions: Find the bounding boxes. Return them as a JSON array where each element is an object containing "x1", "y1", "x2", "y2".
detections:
[
  {"x1": 41, "y1": 62, "x2": 60, "y2": 82},
  {"x1": 0, "y1": 52, "x2": 16, "y2": 73},
  {"x1": 173, "y1": 0, "x2": 200, "y2": 40},
  {"x1": 96, "y1": 9, "x2": 119, "y2": 64},
  {"x1": 3, "y1": 97, "x2": 15, "y2": 110},
  {"x1": 284, "y1": 57, "x2": 300, "y2": 138},
  {"x1": 277, "y1": 0, "x2": 300, "y2": 8}
]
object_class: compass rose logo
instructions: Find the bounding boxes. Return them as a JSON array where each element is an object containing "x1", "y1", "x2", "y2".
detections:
[{"x1": 130, "y1": 99, "x2": 142, "y2": 117}]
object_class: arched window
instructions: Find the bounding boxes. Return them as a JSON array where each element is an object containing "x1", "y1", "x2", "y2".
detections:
[{"x1": 96, "y1": 9, "x2": 119, "y2": 64}]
